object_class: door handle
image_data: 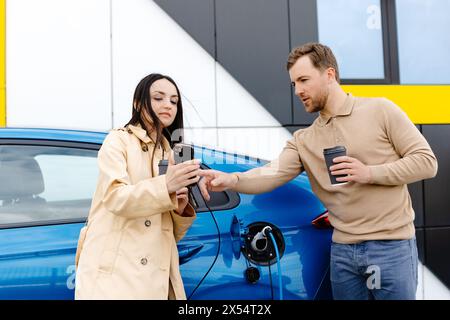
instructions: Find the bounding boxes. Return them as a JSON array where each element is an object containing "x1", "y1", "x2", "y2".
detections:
[{"x1": 178, "y1": 243, "x2": 204, "y2": 265}]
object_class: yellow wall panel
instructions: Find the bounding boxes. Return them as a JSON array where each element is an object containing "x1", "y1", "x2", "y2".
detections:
[{"x1": 342, "y1": 85, "x2": 450, "y2": 124}]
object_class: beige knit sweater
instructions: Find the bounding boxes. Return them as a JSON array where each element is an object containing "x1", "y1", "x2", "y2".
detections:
[{"x1": 234, "y1": 94, "x2": 438, "y2": 244}]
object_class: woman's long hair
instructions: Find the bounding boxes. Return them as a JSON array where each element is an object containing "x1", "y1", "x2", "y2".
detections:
[{"x1": 125, "y1": 73, "x2": 184, "y2": 167}]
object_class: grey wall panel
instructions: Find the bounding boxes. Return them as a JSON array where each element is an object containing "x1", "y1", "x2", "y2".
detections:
[
  {"x1": 415, "y1": 228, "x2": 425, "y2": 264},
  {"x1": 423, "y1": 125, "x2": 450, "y2": 227},
  {"x1": 215, "y1": 0, "x2": 292, "y2": 125},
  {"x1": 292, "y1": 97, "x2": 318, "y2": 126},
  {"x1": 154, "y1": 0, "x2": 215, "y2": 57},
  {"x1": 410, "y1": 125, "x2": 424, "y2": 228},
  {"x1": 289, "y1": 0, "x2": 319, "y2": 125},
  {"x1": 289, "y1": 0, "x2": 318, "y2": 49},
  {"x1": 409, "y1": 181, "x2": 424, "y2": 228},
  {"x1": 425, "y1": 227, "x2": 450, "y2": 288}
]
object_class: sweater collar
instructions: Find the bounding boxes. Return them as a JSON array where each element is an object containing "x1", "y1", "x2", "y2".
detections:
[{"x1": 317, "y1": 93, "x2": 355, "y2": 127}]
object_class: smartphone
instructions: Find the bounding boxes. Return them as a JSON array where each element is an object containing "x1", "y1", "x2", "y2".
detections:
[
  {"x1": 173, "y1": 143, "x2": 197, "y2": 188},
  {"x1": 158, "y1": 143, "x2": 196, "y2": 175},
  {"x1": 173, "y1": 143, "x2": 195, "y2": 164}
]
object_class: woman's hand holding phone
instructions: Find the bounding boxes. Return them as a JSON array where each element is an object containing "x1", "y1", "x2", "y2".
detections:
[{"x1": 165, "y1": 151, "x2": 201, "y2": 194}]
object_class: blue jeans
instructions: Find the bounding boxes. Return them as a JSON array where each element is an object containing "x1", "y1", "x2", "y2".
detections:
[{"x1": 330, "y1": 238, "x2": 418, "y2": 300}]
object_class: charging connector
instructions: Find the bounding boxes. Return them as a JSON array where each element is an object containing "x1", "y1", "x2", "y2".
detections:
[{"x1": 246, "y1": 224, "x2": 283, "y2": 300}]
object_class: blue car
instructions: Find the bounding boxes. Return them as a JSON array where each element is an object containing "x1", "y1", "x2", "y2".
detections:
[{"x1": 0, "y1": 127, "x2": 332, "y2": 300}]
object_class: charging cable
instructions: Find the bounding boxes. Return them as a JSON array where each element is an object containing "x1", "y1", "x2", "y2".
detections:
[
  {"x1": 187, "y1": 178, "x2": 221, "y2": 300},
  {"x1": 263, "y1": 226, "x2": 283, "y2": 300}
]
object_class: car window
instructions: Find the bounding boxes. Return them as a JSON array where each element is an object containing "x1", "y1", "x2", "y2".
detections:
[{"x1": 0, "y1": 145, "x2": 98, "y2": 226}]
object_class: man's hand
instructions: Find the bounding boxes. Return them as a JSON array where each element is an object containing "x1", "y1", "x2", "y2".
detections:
[
  {"x1": 197, "y1": 170, "x2": 239, "y2": 201},
  {"x1": 330, "y1": 156, "x2": 372, "y2": 184}
]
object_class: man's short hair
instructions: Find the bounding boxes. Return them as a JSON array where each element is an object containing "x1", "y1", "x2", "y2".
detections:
[{"x1": 287, "y1": 42, "x2": 340, "y2": 84}]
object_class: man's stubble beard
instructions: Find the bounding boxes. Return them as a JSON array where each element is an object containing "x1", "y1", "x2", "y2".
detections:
[{"x1": 310, "y1": 86, "x2": 329, "y2": 113}]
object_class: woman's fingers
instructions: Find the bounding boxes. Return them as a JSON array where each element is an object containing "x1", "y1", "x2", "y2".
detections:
[
  {"x1": 174, "y1": 170, "x2": 200, "y2": 186},
  {"x1": 185, "y1": 175, "x2": 201, "y2": 186},
  {"x1": 177, "y1": 194, "x2": 188, "y2": 201},
  {"x1": 177, "y1": 164, "x2": 201, "y2": 176},
  {"x1": 177, "y1": 159, "x2": 201, "y2": 167},
  {"x1": 165, "y1": 159, "x2": 202, "y2": 194},
  {"x1": 176, "y1": 187, "x2": 189, "y2": 195}
]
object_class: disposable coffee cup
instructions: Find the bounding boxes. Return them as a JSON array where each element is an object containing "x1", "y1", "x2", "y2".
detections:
[{"x1": 323, "y1": 146, "x2": 348, "y2": 186}]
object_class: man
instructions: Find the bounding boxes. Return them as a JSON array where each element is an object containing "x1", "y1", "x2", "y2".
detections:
[{"x1": 198, "y1": 42, "x2": 437, "y2": 300}]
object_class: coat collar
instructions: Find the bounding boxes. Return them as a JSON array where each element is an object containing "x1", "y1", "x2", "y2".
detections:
[
  {"x1": 317, "y1": 93, "x2": 355, "y2": 127},
  {"x1": 126, "y1": 123, "x2": 171, "y2": 151},
  {"x1": 126, "y1": 123, "x2": 153, "y2": 144}
]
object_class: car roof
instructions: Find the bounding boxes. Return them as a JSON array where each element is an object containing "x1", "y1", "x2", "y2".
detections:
[
  {"x1": 0, "y1": 127, "x2": 267, "y2": 165},
  {"x1": 0, "y1": 127, "x2": 107, "y2": 144}
]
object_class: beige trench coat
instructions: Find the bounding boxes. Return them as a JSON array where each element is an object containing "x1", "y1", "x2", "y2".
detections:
[{"x1": 74, "y1": 124, "x2": 196, "y2": 300}]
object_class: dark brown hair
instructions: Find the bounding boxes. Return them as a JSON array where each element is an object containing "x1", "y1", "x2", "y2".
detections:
[
  {"x1": 125, "y1": 73, "x2": 184, "y2": 175},
  {"x1": 286, "y1": 42, "x2": 340, "y2": 83},
  {"x1": 125, "y1": 73, "x2": 184, "y2": 149}
]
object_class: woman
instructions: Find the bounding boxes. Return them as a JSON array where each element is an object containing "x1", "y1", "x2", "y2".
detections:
[{"x1": 75, "y1": 73, "x2": 200, "y2": 300}]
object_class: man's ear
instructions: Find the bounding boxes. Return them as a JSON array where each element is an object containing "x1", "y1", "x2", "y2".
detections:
[{"x1": 327, "y1": 67, "x2": 336, "y2": 83}]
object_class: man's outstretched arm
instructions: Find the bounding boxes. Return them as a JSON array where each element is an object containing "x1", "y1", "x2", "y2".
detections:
[{"x1": 198, "y1": 133, "x2": 304, "y2": 201}]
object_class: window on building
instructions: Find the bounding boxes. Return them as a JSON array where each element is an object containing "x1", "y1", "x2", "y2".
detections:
[
  {"x1": 396, "y1": 0, "x2": 450, "y2": 84},
  {"x1": 317, "y1": 0, "x2": 385, "y2": 80}
]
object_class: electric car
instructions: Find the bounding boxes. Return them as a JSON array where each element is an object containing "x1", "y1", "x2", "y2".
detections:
[{"x1": 0, "y1": 128, "x2": 333, "y2": 300}]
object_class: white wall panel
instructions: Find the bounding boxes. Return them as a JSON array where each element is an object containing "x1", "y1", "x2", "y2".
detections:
[
  {"x1": 183, "y1": 128, "x2": 217, "y2": 149},
  {"x1": 218, "y1": 127, "x2": 292, "y2": 161},
  {"x1": 416, "y1": 263, "x2": 424, "y2": 300},
  {"x1": 111, "y1": 0, "x2": 216, "y2": 129},
  {"x1": 423, "y1": 266, "x2": 450, "y2": 300},
  {"x1": 6, "y1": 0, "x2": 112, "y2": 130}
]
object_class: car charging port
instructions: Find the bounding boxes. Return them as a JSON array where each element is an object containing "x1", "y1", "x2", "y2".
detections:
[{"x1": 242, "y1": 222, "x2": 285, "y2": 266}]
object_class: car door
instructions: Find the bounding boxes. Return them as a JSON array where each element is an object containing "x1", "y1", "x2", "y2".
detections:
[
  {"x1": 186, "y1": 149, "x2": 280, "y2": 300},
  {"x1": 183, "y1": 148, "x2": 279, "y2": 300},
  {"x1": 0, "y1": 140, "x2": 100, "y2": 299},
  {"x1": 0, "y1": 138, "x2": 220, "y2": 300}
]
